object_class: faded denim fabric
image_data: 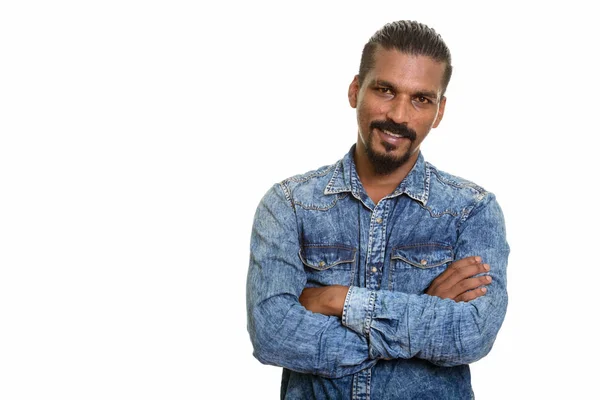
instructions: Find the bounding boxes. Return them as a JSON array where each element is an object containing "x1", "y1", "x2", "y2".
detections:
[{"x1": 247, "y1": 147, "x2": 509, "y2": 400}]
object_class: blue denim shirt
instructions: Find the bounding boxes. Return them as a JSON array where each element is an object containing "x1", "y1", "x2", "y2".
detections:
[{"x1": 247, "y1": 147, "x2": 509, "y2": 399}]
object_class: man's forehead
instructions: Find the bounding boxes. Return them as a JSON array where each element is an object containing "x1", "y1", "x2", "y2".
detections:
[
  {"x1": 371, "y1": 47, "x2": 446, "y2": 72},
  {"x1": 368, "y1": 48, "x2": 446, "y2": 91}
]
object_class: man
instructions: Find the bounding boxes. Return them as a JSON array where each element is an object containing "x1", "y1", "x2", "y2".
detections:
[{"x1": 247, "y1": 20, "x2": 509, "y2": 399}]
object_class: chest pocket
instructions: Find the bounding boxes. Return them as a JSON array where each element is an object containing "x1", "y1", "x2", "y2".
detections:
[
  {"x1": 389, "y1": 243, "x2": 454, "y2": 293},
  {"x1": 299, "y1": 244, "x2": 356, "y2": 287}
]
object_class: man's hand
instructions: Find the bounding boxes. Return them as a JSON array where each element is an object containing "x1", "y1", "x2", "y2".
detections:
[
  {"x1": 299, "y1": 285, "x2": 349, "y2": 317},
  {"x1": 426, "y1": 256, "x2": 491, "y2": 302},
  {"x1": 300, "y1": 257, "x2": 489, "y2": 316}
]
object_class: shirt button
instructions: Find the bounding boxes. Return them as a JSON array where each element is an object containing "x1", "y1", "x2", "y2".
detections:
[
  {"x1": 371, "y1": 266, "x2": 378, "y2": 273},
  {"x1": 420, "y1": 259, "x2": 428, "y2": 266},
  {"x1": 319, "y1": 261, "x2": 325, "y2": 267},
  {"x1": 375, "y1": 217, "x2": 383, "y2": 224}
]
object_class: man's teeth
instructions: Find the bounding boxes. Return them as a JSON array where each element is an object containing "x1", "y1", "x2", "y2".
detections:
[{"x1": 384, "y1": 130, "x2": 404, "y2": 138}]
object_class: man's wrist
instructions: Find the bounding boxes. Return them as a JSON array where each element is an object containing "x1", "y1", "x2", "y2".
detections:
[{"x1": 327, "y1": 286, "x2": 350, "y2": 317}]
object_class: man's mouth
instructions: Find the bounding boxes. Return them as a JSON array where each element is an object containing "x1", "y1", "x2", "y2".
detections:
[
  {"x1": 370, "y1": 121, "x2": 417, "y2": 142},
  {"x1": 382, "y1": 130, "x2": 407, "y2": 139}
]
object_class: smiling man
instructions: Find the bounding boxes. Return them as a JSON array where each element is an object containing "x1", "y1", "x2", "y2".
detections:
[{"x1": 247, "y1": 20, "x2": 509, "y2": 399}]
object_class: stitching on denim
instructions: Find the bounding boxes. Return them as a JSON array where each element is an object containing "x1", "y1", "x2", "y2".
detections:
[
  {"x1": 299, "y1": 246, "x2": 357, "y2": 270},
  {"x1": 285, "y1": 162, "x2": 337, "y2": 184},
  {"x1": 342, "y1": 286, "x2": 353, "y2": 327},
  {"x1": 398, "y1": 162, "x2": 430, "y2": 205},
  {"x1": 299, "y1": 250, "x2": 347, "y2": 270},
  {"x1": 430, "y1": 168, "x2": 487, "y2": 194},
  {"x1": 278, "y1": 182, "x2": 295, "y2": 211},
  {"x1": 392, "y1": 255, "x2": 453, "y2": 269},
  {"x1": 432, "y1": 296, "x2": 445, "y2": 364},
  {"x1": 418, "y1": 202, "x2": 461, "y2": 217},
  {"x1": 392, "y1": 242, "x2": 453, "y2": 250},
  {"x1": 458, "y1": 192, "x2": 490, "y2": 229},
  {"x1": 364, "y1": 290, "x2": 376, "y2": 338},
  {"x1": 324, "y1": 161, "x2": 350, "y2": 194},
  {"x1": 293, "y1": 192, "x2": 349, "y2": 211},
  {"x1": 378, "y1": 203, "x2": 390, "y2": 273},
  {"x1": 302, "y1": 244, "x2": 356, "y2": 251},
  {"x1": 459, "y1": 205, "x2": 475, "y2": 226},
  {"x1": 365, "y1": 368, "x2": 372, "y2": 400},
  {"x1": 422, "y1": 162, "x2": 431, "y2": 204},
  {"x1": 390, "y1": 243, "x2": 454, "y2": 268},
  {"x1": 388, "y1": 260, "x2": 395, "y2": 290}
]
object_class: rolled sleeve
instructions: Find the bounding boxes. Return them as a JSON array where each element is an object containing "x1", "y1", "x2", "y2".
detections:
[{"x1": 341, "y1": 286, "x2": 377, "y2": 337}]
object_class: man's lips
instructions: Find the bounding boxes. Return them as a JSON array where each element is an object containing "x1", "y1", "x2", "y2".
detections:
[
  {"x1": 382, "y1": 129, "x2": 407, "y2": 138},
  {"x1": 374, "y1": 128, "x2": 411, "y2": 144}
]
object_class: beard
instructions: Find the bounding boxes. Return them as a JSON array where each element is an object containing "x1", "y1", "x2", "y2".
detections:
[{"x1": 363, "y1": 120, "x2": 417, "y2": 175}]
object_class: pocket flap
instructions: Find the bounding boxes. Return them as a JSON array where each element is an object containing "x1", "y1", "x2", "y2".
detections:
[
  {"x1": 299, "y1": 245, "x2": 356, "y2": 270},
  {"x1": 391, "y1": 243, "x2": 454, "y2": 269}
]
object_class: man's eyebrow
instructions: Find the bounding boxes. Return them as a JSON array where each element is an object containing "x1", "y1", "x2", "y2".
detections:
[
  {"x1": 374, "y1": 80, "x2": 439, "y2": 99},
  {"x1": 374, "y1": 79, "x2": 395, "y2": 88}
]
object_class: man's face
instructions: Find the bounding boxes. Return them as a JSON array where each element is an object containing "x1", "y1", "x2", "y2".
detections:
[{"x1": 349, "y1": 47, "x2": 447, "y2": 175}]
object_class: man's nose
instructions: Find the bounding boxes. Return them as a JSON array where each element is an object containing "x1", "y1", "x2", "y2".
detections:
[{"x1": 385, "y1": 97, "x2": 411, "y2": 124}]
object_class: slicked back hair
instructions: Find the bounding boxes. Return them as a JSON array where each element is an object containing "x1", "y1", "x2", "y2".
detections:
[{"x1": 358, "y1": 20, "x2": 453, "y2": 95}]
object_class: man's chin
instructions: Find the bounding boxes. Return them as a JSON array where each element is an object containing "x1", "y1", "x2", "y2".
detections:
[{"x1": 366, "y1": 149, "x2": 412, "y2": 175}]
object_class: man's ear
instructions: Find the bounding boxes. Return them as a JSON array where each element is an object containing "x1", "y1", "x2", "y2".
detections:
[
  {"x1": 432, "y1": 96, "x2": 446, "y2": 128},
  {"x1": 348, "y1": 75, "x2": 359, "y2": 109}
]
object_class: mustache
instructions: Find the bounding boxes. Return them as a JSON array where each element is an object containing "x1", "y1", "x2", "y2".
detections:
[{"x1": 370, "y1": 120, "x2": 417, "y2": 141}]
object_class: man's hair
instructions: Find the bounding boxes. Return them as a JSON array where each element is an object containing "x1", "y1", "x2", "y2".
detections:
[{"x1": 358, "y1": 20, "x2": 453, "y2": 94}]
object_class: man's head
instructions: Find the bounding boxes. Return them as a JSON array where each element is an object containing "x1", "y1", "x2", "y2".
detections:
[
  {"x1": 349, "y1": 20, "x2": 452, "y2": 176},
  {"x1": 358, "y1": 20, "x2": 452, "y2": 95}
]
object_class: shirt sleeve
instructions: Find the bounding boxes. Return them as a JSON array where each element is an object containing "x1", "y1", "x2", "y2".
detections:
[
  {"x1": 246, "y1": 184, "x2": 377, "y2": 378},
  {"x1": 342, "y1": 192, "x2": 509, "y2": 366}
]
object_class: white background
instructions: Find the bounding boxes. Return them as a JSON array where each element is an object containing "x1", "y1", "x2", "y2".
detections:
[{"x1": 1, "y1": 1, "x2": 598, "y2": 399}]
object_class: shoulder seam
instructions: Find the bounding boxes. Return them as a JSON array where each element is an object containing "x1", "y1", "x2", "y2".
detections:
[
  {"x1": 429, "y1": 167, "x2": 486, "y2": 195},
  {"x1": 458, "y1": 191, "x2": 492, "y2": 229},
  {"x1": 281, "y1": 162, "x2": 337, "y2": 185},
  {"x1": 277, "y1": 181, "x2": 295, "y2": 211}
]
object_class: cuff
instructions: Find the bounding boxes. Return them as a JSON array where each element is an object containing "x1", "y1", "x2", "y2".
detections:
[{"x1": 341, "y1": 286, "x2": 377, "y2": 338}]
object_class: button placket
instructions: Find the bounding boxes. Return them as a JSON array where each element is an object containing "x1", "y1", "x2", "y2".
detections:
[{"x1": 366, "y1": 204, "x2": 387, "y2": 290}]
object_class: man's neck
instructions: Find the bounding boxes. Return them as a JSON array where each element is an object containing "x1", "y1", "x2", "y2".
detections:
[{"x1": 353, "y1": 148, "x2": 419, "y2": 204}]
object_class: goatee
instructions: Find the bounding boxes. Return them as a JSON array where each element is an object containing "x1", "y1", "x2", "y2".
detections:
[{"x1": 364, "y1": 120, "x2": 417, "y2": 175}]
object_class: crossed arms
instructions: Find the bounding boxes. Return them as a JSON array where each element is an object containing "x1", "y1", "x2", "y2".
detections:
[
  {"x1": 246, "y1": 184, "x2": 509, "y2": 378},
  {"x1": 299, "y1": 256, "x2": 492, "y2": 317}
]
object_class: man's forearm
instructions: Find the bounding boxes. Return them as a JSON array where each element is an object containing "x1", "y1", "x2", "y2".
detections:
[
  {"x1": 299, "y1": 256, "x2": 491, "y2": 316},
  {"x1": 343, "y1": 285, "x2": 507, "y2": 366},
  {"x1": 299, "y1": 285, "x2": 349, "y2": 317},
  {"x1": 298, "y1": 277, "x2": 498, "y2": 366},
  {"x1": 248, "y1": 184, "x2": 376, "y2": 378}
]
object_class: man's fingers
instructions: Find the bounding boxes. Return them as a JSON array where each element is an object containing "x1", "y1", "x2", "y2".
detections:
[
  {"x1": 454, "y1": 275, "x2": 492, "y2": 296},
  {"x1": 429, "y1": 258, "x2": 488, "y2": 293},
  {"x1": 435, "y1": 263, "x2": 489, "y2": 294},
  {"x1": 431, "y1": 274, "x2": 491, "y2": 301},
  {"x1": 455, "y1": 286, "x2": 487, "y2": 303},
  {"x1": 428, "y1": 256, "x2": 481, "y2": 291},
  {"x1": 425, "y1": 255, "x2": 493, "y2": 301}
]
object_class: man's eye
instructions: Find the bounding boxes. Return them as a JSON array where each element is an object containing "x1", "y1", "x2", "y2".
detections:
[
  {"x1": 414, "y1": 96, "x2": 431, "y2": 104},
  {"x1": 377, "y1": 87, "x2": 393, "y2": 95}
]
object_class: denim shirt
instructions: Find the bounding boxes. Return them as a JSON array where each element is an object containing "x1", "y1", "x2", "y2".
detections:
[{"x1": 247, "y1": 147, "x2": 509, "y2": 400}]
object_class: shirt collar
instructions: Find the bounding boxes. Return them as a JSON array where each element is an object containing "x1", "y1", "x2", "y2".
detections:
[{"x1": 324, "y1": 145, "x2": 430, "y2": 206}]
